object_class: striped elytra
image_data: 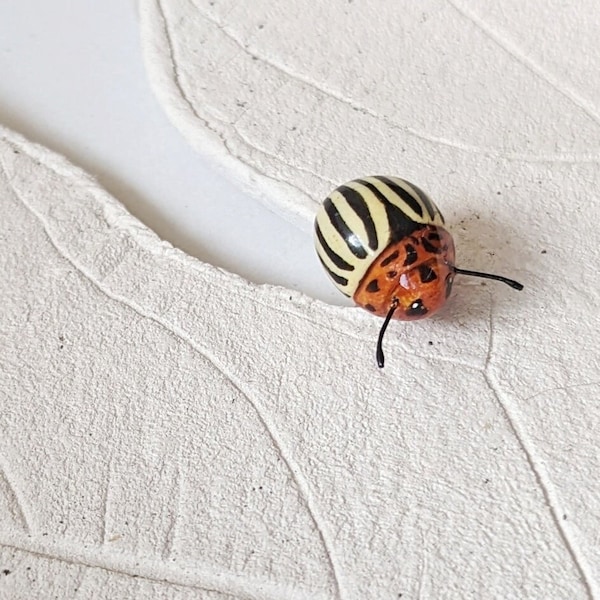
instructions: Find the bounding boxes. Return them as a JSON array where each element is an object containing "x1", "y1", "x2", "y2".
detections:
[{"x1": 314, "y1": 176, "x2": 524, "y2": 368}]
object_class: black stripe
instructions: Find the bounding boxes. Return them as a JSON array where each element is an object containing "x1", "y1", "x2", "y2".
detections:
[
  {"x1": 409, "y1": 182, "x2": 437, "y2": 221},
  {"x1": 315, "y1": 222, "x2": 355, "y2": 272},
  {"x1": 316, "y1": 252, "x2": 349, "y2": 289},
  {"x1": 337, "y1": 185, "x2": 378, "y2": 251},
  {"x1": 377, "y1": 177, "x2": 424, "y2": 218},
  {"x1": 324, "y1": 198, "x2": 367, "y2": 259},
  {"x1": 356, "y1": 178, "x2": 424, "y2": 243}
]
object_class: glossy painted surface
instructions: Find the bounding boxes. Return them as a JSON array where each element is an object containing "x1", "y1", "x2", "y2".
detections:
[
  {"x1": 354, "y1": 225, "x2": 456, "y2": 320},
  {"x1": 314, "y1": 175, "x2": 444, "y2": 298}
]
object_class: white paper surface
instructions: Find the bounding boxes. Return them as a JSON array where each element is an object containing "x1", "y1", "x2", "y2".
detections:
[
  {"x1": 2, "y1": 1, "x2": 600, "y2": 596},
  {"x1": 1, "y1": 122, "x2": 600, "y2": 598},
  {"x1": 139, "y1": 0, "x2": 600, "y2": 227},
  {"x1": 0, "y1": 0, "x2": 342, "y2": 306}
]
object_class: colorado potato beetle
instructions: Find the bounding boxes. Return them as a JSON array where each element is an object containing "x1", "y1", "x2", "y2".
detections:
[{"x1": 314, "y1": 176, "x2": 523, "y2": 367}]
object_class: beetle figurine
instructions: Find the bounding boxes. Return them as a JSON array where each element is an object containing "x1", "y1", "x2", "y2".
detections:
[{"x1": 314, "y1": 176, "x2": 523, "y2": 368}]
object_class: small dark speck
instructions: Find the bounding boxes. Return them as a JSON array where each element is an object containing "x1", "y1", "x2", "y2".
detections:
[
  {"x1": 13, "y1": 149, "x2": 19, "y2": 154},
  {"x1": 480, "y1": 282, "x2": 487, "y2": 286},
  {"x1": 251, "y1": 56, "x2": 258, "y2": 61},
  {"x1": 259, "y1": 486, "x2": 263, "y2": 490},
  {"x1": 291, "y1": 126, "x2": 297, "y2": 131},
  {"x1": 563, "y1": 514, "x2": 567, "y2": 520},
  {"x1": 484, "y1": 478, "x2": 490, "y2": 484},
  {"x1": 2, "y1": 570, "x2": 10, "y2": 576},
  {"x1": 428, "y1": 341, "x2": 433, "y2": 346},
  {"x1": 497, "y1": 191, "x2": 501, "y2": 195},
  {"x1": 59, "y1": 345, "x2": 64, "y2": 350},
  {"x1": 26, "y1": 567, "x2": 31, "y2": 571},
  {"x1": 42, "y1": 533, "x2": 48, "y2": 536},
  {"x1": 257, "y1": 23, "x2": 264, "y2": 29},
  {"x1": 541, "y1": 250, "x2": 547, "y2": 254}
]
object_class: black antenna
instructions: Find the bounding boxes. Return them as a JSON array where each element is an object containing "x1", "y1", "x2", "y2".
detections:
[
  {"x1": 376, "y1": 299, "x2": 399, "y2": 368},
  {"x1": 453, "y1": 267, "x2": 523, "y2": 291}
]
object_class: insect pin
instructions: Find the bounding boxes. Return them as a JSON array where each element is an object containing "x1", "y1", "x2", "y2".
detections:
[{"x1": 314, "y1": 176, "x2": 523, "y2": 368}]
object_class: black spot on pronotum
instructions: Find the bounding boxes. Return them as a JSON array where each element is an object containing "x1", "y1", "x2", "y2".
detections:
[
  {"x1": 427, "y1": 231, "x2": 441, "y2": 241},
  {"x1": 406, "y1": 299, "x2": 428, "y2": 317},
  {"x1": 380, "y1": 250, "x2": 399, "y2": 267},
  {"x1": 386, "y1": 270, "x2": 398, "y2": 279},
  {"x1": 403, "y1": 244, "x2": 418, "y2": 266},
  {"x1": 422, "y1": 238, "x2": 441, "y2": 254},
  {"x1": 366, "y1": 279, "x2": 380, "y2": 293},
  {"x1": 365, "y1": 303, "x2": 376, "y2": 312},
  {"x1": 418, "y1": 265, "x2": 438, "y2": 283}
]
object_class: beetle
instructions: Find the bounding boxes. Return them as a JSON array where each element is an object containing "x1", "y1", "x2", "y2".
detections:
[{"x1": 314, "y1": 176, "x2": 523, "y2": 367}]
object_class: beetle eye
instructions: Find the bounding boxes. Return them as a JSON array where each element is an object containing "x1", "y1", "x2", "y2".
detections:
[
  {"x1": 445, "y1": 273, "x2": 455, "y2": 298},
  {"x1": 406, "y1": 298, "x2": 428, "y2": 317}
]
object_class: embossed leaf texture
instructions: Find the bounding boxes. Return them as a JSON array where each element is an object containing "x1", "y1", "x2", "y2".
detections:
[
  {"x1": 140, "y1": 0, "x2": 600, "y2": 227},
  {"x1": 0, "y1": 118, "x2": 599, "y2": 600}
]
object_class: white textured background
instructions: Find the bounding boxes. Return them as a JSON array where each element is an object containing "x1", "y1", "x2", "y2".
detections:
[
  {"x1": 1, "y1": 1, "x2": 600, "y2": 599},
  {"x1": 0, "y1": 0, "x2": 339, "y2": 305}
]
